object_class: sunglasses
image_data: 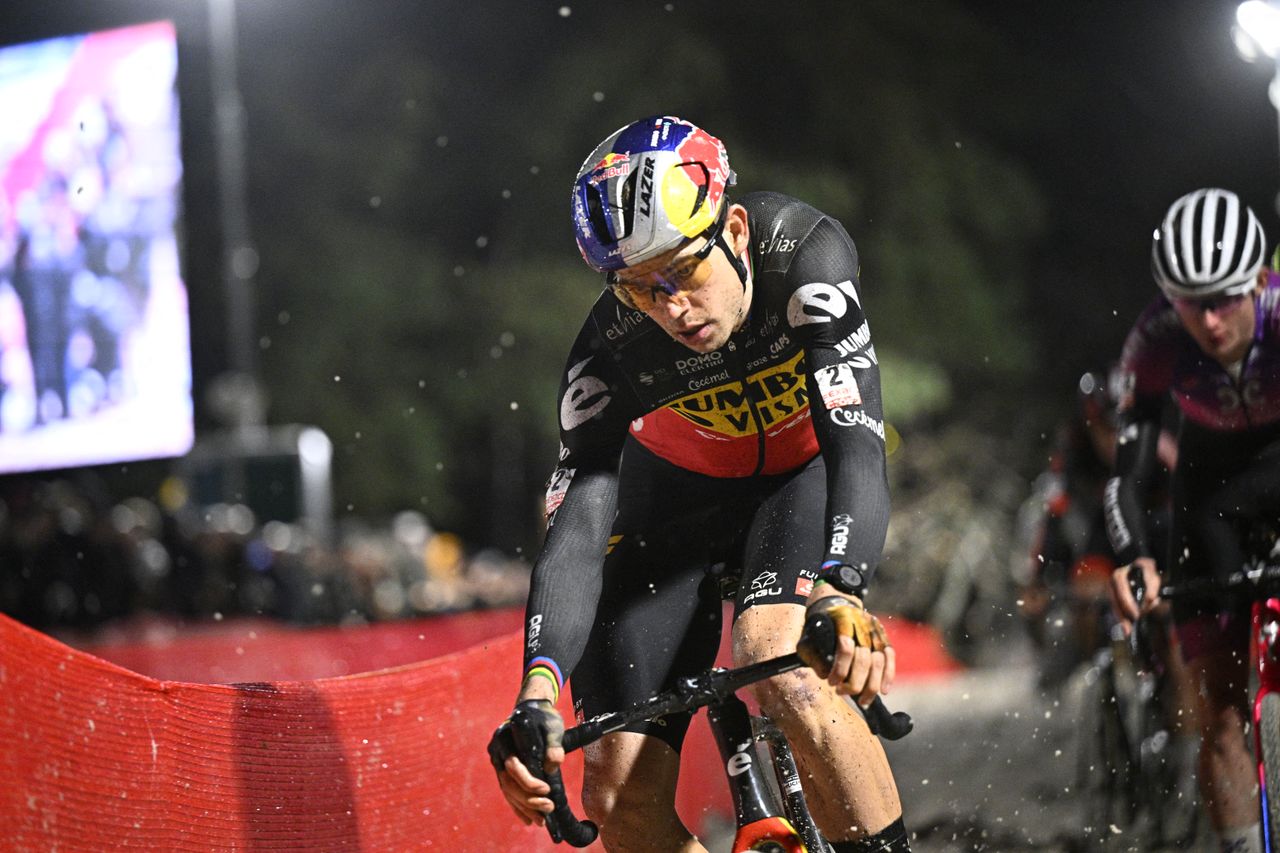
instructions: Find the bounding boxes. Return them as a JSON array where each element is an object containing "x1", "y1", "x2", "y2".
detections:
[
  {"x1": 606, "y1": 206, "x2": 728, "y2": 312},
  {"x1": 1172, "y1": 291, "x2": 1249, "y2": 315}
]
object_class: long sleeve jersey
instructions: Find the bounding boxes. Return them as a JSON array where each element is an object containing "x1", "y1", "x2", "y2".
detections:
[{"x1": 523, "y1": 191, "x2": 891, "y2": 684}]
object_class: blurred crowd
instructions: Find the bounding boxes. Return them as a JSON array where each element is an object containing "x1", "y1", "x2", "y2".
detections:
[
  {"x1": 0, "y1": 365, "x2": 1174, "y2": 680},
  {"x1": 0, "y1": 474, "x2": 531, "y2": 632}
]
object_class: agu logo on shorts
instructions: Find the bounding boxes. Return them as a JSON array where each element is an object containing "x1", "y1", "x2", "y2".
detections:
[{"x1": 743, "y1": 570, "x2": 782, "y2": 604}]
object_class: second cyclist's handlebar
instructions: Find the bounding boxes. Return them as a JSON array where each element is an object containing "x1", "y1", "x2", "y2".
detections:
[{"x1": 1155, "y1": 560, "x2": 1280, "y2": 600}]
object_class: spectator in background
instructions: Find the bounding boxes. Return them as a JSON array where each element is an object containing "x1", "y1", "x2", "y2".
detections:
[
  {"x1": 0, "y1": 189, "x2": 37, "y2": 433},
  {"x1": 0, "y1": 470, "x2": 531, "y2": 632},
  {"x1": 1016, "y1": 368, "x2": 1176, "y2": 687},
  {"x1": 11, "y1": 172, "x2": 80, "y2": 425}
]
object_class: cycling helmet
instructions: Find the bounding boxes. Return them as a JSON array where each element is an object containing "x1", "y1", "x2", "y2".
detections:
[
  {"x1": 571, "y1": 115, "x2": 735, "y2": 273},
  {"x1": 1151, "y1": 187, "x2": 1266, "y2": 300}
]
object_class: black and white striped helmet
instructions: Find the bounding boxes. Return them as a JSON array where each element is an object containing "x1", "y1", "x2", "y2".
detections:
[{"x1": 1151, "y1": 188, "x2": 1266, "y2": 300}]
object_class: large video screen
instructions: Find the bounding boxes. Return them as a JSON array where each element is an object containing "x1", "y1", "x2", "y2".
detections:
[{"x1": 0, "y1": 20, "x2": 193, "y2": 474}]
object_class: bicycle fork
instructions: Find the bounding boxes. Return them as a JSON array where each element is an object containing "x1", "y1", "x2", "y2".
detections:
[{"x1": 707, "y1": 694, "x2": 825, "y2": 853}]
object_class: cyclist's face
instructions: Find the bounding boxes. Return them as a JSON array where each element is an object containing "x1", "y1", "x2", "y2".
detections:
[
  {"x1": 614, "y1": 205, "x2": 751, "y2": 353},
  {"x1": 1171, "y1": 280, "x2": 1259, "y2": 366}
]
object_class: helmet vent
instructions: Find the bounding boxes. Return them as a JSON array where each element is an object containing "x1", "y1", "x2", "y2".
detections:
[{"x1": 584, "y1": 184, "x2": 615, "y2": 247}]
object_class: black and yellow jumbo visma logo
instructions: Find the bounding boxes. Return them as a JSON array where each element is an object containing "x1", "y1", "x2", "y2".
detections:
[{"x1": 667, "y1": 351, "x2": 809, "y2": 436}]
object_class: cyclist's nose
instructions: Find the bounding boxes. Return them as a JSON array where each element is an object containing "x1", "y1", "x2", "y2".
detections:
[
  {"x1": 1199, "y1": 308, "x2": 1226, "y2": 330},
  {"x1": 656, "y1": 289, "x2": 691, "y2": 318}
]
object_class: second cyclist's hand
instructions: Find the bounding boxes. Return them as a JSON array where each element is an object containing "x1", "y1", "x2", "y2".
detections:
[
  {"x1": 487, "y1": 699, "x2": 566, "y2": 827},
  {"x1": 798, "y1": 589, "x2": 895, "y2": 707},
  {"x1": 1108, "y1": 556, "x2": 1160, "y2": 637}
]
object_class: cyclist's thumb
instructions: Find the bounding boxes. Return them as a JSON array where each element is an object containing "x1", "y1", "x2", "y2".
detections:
[{"x1": 1109, "y1": 568, "x2": 1138, "y2": 623}]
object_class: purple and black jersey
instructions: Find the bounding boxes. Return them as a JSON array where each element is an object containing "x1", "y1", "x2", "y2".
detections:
[
  {"x1": 1118, "y1": 276, "x2": 1280, "y2": 433},
  {"x1": 1105, "y1": 276, "x2": 1280, "y2": 569}
]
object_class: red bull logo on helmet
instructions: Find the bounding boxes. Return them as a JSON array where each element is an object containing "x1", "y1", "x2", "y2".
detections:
[
  {"x1": 588, "y1": 151, "x2": 631, "y2": 184},
  {"x1": 675, "y1": 126, "x2": 731, "y2": 212},
  {"x1": 656, "y1": 122, "x2": 732, "y2": 239}
]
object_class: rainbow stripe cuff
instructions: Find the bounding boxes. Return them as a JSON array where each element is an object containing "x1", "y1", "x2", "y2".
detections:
[{"x1": 523, "y1": 657, "x2": 564, "y2": 702}]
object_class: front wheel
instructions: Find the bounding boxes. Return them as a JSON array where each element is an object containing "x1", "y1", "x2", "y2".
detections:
[
  {"x1": 1076, "y1": 657, "x2": 1136, "y2": 846},
  {"x1": 1259, "y1": 693, "x2": 1280, "y2": 847}
]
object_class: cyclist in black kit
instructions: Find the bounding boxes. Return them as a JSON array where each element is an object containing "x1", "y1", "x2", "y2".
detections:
[
  {"x1": 487, "y1": 116, "x2": 909, "y2": 851},
  {"x1": 1106, "y1": 188, "x2": 1280, "y2": 853}
]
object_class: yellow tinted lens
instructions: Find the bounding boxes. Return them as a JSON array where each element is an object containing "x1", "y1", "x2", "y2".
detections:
[
  {"x1": 613, "y1": 254, "x2": 712, "y2": 310},
  {"x1": 611, "y1": 282, "x2": 644, "y2": 310}
]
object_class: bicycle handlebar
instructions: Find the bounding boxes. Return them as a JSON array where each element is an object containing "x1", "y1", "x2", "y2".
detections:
[
  {"x1": 539, "y1": 612, "x2": 913, "y2": 846},
  {"x1": 1127, "y1": 563, "x2": 1146, "y2": 608},
  {"x1": 799, "y1": 609, "x2": 914, "y2": 739},
  {"x1": 1159, "y1": 560, "x2": 1280, "y2": 599}
]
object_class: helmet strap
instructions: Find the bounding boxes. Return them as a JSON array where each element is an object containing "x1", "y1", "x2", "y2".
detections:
[{"x1": 717, "y1": 231, "x2": 749, "y2": 286}]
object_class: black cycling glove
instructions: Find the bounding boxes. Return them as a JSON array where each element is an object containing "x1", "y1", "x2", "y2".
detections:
[{"x1": 487, "y1": 699, "x2": 565, "y2": 779}]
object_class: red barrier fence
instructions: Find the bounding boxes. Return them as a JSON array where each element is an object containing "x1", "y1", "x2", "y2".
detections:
[
  {"x1": 0, "y1": 612, "x2": 593, "y2": 851},
  {"x1": 1, "y1": 609, "x2": 958, "y2": 850}
]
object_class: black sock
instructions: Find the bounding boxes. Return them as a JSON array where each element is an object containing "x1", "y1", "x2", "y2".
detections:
[{"x1": 831, "y1": 817, "x2": 910, "y2": 852}]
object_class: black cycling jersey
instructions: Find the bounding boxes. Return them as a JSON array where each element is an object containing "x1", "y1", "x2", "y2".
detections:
[{"x1": 522, "y1": 191, "x2": 890, "y2": 698}]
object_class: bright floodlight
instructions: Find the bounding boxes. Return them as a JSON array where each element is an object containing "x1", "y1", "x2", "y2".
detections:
[{"x1": 1238, "y1": 1, "x2": 1280, "y2": 59}]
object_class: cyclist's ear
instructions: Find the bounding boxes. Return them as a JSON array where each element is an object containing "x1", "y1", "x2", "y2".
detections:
[{"x1": 726, "y1": 204, "x2": 750, "y2": 255}]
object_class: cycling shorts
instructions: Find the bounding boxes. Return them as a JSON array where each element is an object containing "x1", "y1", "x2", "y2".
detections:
[
  {"x1": 1175, "y1": 608, "x2": 1250, "y2": 664},
  {"x1": 570, "y1": 438, "x2": 826, "y2": 752}
]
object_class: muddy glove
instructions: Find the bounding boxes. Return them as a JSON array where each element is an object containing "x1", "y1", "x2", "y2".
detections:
[
  {"x1": 487, "y1": 699, "x2": 565, "y2": 826},
  {"x1": 797, "y1": 594, "x2": 887, "y2": 673}
]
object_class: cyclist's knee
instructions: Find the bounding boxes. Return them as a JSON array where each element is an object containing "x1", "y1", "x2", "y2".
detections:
[
  {"x1": 580, "y1": 774, "x2": 684, "y2": 849},
  {"x1": 749, "y1": 668, "x2": 825, "y2": 727},
  {"x1": 1191, "y1": 655, "x2": 1251, "y2": 724},
  {"x1": 580, "y1": 735, "x2": 684, "y2": 840}
]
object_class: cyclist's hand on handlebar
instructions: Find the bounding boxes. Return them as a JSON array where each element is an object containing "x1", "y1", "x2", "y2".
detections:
[
  {"x1": 797, "y1": 589, "x2": 895, "y2": 707},
  {"x1": 486, "y1": 699, "x2": 566, "y2": 827},
  {"x1": 1108, "y1": 556, "x2": 1161, "y2": 637}
]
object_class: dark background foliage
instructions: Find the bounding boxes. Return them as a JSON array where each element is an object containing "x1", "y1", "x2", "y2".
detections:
[{"x1": 1, "y1": 0, "x2": 1275, "y2": 556}]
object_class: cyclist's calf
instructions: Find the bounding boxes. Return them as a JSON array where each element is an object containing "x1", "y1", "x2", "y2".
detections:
[
  {"x1": 1188, "y1": 644, "x2": 1259, "y2": 836},
  {"x1": 733, "y1": 604, "x2": 904, "y2": 843}
]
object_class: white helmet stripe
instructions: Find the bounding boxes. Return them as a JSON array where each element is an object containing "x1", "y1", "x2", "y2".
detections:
[
  {"x1": 1208, "y1": 189, "x2": 1237, "y2": 283},
  {"x1": 1239, "y1": 201, "x2": 1259, "y2": 279}
]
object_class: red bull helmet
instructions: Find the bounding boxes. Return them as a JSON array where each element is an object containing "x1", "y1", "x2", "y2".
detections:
[{"x1": 571, "y1": 115, "x2": 735, "y2": 273}]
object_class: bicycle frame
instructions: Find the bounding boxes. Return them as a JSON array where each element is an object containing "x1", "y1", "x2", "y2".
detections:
[
  {"x1": 1253, "y1": 594, "x2": 1280, "y2": 848},
  {"x1": 1077, "y1": 594, "x2": 1198, "y2": 848},
  {"x1": 707, "y1": 692, "x2": 824, "y2": 852},
  {"x1": 1161, "y1": 558, "x2": 1280, "y2": 851}
]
